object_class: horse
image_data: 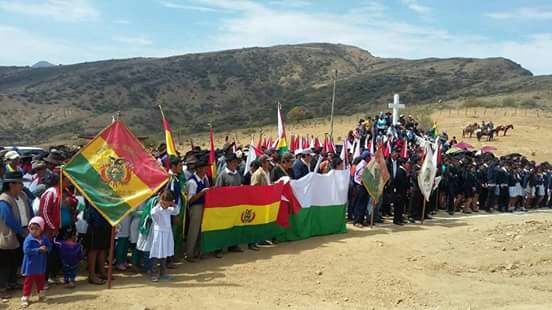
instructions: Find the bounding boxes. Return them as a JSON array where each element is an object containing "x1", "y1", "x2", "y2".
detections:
[
  {"x1": 494, "y1": 124, "x2": 514, "y2": 136},
  {"x1": 476, "y1": 127, "x2": 494, "y2": 142},
  {"x1": 462, "y1": 123, "x2": 479, "y2": 138},
  {"x1": 502, "y1": 124, "x2": 514, "y2": 136}
]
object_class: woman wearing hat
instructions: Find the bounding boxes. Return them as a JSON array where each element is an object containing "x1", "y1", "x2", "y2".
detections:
[{"x1": 0, "y1": 171, "x2": 34, "y2": 299}]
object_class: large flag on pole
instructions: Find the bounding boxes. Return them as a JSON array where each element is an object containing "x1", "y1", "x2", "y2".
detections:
[
  {"x1": 208, "y1": 126, "x2": 217, "y2": 179},
  {"x1": 418, "y1": 143, "x2": 437, "y2": 202},
  {"x1": 244, "y1": 141, "x2": 261, "y2": 176},
  {"x1": 276, "y1": 102, "x2": 288, "y2": 155},
  {"x1": 63, "y1": 120, "x2": 169, "y2": 225},
  {"x1": 159, "y1": 105, "x2": 177, "y2": 157},
  {"x1": 361, "y1": 148, "x2": 390, "y2": 203}
]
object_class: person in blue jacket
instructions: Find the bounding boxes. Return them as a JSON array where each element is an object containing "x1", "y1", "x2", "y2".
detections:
[{"x1": 20, "y1": 216, "x2": 51, "y2": 308}]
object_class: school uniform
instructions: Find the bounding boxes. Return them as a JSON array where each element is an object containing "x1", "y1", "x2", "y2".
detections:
[
  {"x1": 186, "y1": 173, "x2": 209, "y2": 258},
  {"x1": 149, "y1": 203, "x2": 180, "y2": 260}
]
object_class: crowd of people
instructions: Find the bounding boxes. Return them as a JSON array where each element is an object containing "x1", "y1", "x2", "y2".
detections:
[{"x1": 0, "y1": 110, "x2": 549, "y2": 307}]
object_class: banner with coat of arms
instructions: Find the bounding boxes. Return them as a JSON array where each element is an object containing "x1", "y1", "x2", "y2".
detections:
[
  {"x1": 63, "y1": 120, "x2": 169, "y2": 226},
  {"x1": 200, "y1": 183, "x2": 285, "y2": 253}
]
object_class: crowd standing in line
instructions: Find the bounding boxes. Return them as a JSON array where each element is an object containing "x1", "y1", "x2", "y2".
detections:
[{"x1": 0, "y1": 112, "x2": 549, "y2": 308}]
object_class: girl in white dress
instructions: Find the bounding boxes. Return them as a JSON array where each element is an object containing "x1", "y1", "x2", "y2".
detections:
[{"x1": 149, "y1": 190, "x2": 179, "y2": 282}]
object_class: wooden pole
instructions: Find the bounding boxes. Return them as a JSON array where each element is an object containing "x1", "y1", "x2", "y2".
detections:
[
  {"x1": 107, "y1": 226, "x2": 116, "y2": 289},
  {"x1": 370, "y1": 201, "x2": 375, "y2": 229},
  {"x1": 421, "y1": 199, "x2": 427, "y2": 225},
  {"x1": 329, "y1": 69, "x2": 338, "y2": 140}
]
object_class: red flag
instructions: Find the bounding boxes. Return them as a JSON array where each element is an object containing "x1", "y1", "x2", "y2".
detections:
[
  {"x1": 314, "y1": 137, "x2": 321, "y2": 149},
  {"x1": 401, "y1": 139, "x2": 408, "y2": 159},
  {"x1": 303, "y1": 136, "x2": 310, "y2": 149},
  {"x1": 277, "y1": 182, "x2": 302, "y2": 228},
  {"x1": 383, "y1": 140, "x2": 391, "y2": 158}
]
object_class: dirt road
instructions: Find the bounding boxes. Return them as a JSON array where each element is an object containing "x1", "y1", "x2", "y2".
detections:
[{"x1": 4, "y1": 210, "x2": 552, "y2": 310}]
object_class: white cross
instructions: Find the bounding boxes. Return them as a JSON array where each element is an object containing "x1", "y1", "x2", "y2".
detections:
[{"x1": 388, "y1": 94, "x2": 405, "y2": 126}]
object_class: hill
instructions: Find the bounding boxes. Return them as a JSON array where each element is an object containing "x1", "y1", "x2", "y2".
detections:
[
  {"x1": 0, "y1": 42, "x2": 551, "y2": 145},
  {"x1": 31, "y1": 61, "x2": 56, "y2": 68}
]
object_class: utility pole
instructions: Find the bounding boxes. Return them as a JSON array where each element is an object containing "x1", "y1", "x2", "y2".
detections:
[{"x1": 329, "y1": 69, "x2": 338, "y2": 140}]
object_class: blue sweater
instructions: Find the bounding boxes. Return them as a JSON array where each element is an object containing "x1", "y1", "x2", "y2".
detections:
[{"x1": 21, "y1": 234, "x2": 51, "y2": 276}]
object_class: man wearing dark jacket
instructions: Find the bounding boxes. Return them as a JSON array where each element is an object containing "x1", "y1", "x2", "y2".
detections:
[
  {"x1": 385, "y1": 150, "x2": 409, "y2": 225},
  {"x1": 292, "y1": 149, "x2": 312, "y2": 179}
]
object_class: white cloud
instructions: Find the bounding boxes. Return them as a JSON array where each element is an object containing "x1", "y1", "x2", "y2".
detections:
[
  {"x1": 114, "y1": 19, "x2": 131, "y2": 25},
  {"x1": 198, "y1": 0, "x2": 552, "y2": 75},
  {"x1": 2, "y1": 0, "x2": 552, "y2": 75},
  {"x1": 160, "y1": 0, "x2": 218, "y2": 12},
  {"x1": 0, "y1": 25, "x2": 184, "y2": 66},
  {"x1": 0, "y1": 0, "x2": 100, "y2": 22},
  {"x1": 401, "y1": 0, "x2": 431, "y2": 15},
  {"x1": 113, "y1": 36, "x2": 153, "y2": 46},
  {"x1": 486, "y1": 7, "x2": 552, "y2": 20}
]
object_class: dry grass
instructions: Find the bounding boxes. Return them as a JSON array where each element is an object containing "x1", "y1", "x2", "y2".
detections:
[{"x1": 432, "y1": 107, "x2": 552, "y2": 162}]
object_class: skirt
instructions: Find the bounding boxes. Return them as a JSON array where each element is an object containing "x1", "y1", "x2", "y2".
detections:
[
  {"x1": 149, "y1": 230, "x2": 174, "y2": 259},
  {"x1": 84, "y1": 225, "x2": 111, "y2": 251}
]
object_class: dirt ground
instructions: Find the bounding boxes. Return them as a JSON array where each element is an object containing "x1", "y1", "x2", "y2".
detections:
[{"x1": 3, "y1": 210, "x2": 552, "y2": 310}]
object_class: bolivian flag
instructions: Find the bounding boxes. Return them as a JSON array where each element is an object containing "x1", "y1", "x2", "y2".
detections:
[
  {"x1": 276, "y1": 101, "x2": 288, "y2": 155},
  {"x1": 161, "y1": 111, "x2": 177, "y2": 157},
  {"x1": 201, "y1": 183, "x2": 284, "y2": 253},
  {"x1": 64, "y1": 121, "x2": 169, "y2": 225}
]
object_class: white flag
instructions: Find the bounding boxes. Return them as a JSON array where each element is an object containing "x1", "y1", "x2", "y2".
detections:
[{"x1": 418, "y1": 144, "x2": 437, "y2": 201}]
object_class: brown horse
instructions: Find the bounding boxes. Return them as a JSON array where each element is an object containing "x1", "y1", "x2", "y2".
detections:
[
  {"x1": 502, "y1": 124, "x2": 514, "y2": 136},
  {"x1": 476, "y1": 127, "x2": 494, "y2": 142},
  {"x1": 462, "y1": 123, "x2": 479, "y2": 138},
  {"x1": 495, "y1": 124, "x2": 514, "y2": 136}
]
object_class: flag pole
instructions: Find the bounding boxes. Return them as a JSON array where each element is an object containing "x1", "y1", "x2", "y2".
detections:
[
  {"x1": 421, "y1": 199, "x2": 427, "y2": 225},
  {"x1": 158, "y1": 104, "x2": 166, "y2": 119},
  {"x1": 370, "y1": 200, "x2": 375, "y2": 229},
  {"x1": 329, "y1": 69, "x2": 338, "y2": 140},
  {"x1": 107, "y1": 225, "x2": 116, "y2": 289}
]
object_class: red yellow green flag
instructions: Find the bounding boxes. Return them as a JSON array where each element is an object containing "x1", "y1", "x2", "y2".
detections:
[
  {"x1": 201, "y1": 183, "x2": 284, "y2": 252},
  {"x1": 276, "y1": 101, "x2": 288, "y2": 154},
  {"x1": 160, "y1": 106, "x2": 177, "y2": 157},
  {"x1": 63, "y1": 120, "x2": 169, "y2": 225},
  {"x1": 362, "y1": 148, "x2": 390, "y2": 203}
]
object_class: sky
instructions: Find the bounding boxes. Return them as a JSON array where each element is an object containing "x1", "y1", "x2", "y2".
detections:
[{"x1": 1, "y1": 0, "x2": 552, "y2": 75}]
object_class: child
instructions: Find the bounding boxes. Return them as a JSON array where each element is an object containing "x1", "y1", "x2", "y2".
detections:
[
  {"x1": 54, "y1": 227, "x2": 83, "y2": 289},
  {"x1": 21, "y1": 216, "x2": 51, "y2": 308},
  {"x1": 114, "y1": 216, "x2": 131, "y2": 271},
  {"x1": 149, "y1": 190, "x2": 179, "y2": 282}
]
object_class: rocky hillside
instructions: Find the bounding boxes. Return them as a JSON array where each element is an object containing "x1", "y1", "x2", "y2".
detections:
[{"x1": 0, "y1": 43, "x2": 549, "y2": 144}]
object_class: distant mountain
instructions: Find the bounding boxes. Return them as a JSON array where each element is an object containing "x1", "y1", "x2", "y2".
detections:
[
  {"x1": 0, "y1": 43, "x2": 550, "y2": 144},
  {"x1": 31, "y1": 61, "x2": 56, "y2": 68}
]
